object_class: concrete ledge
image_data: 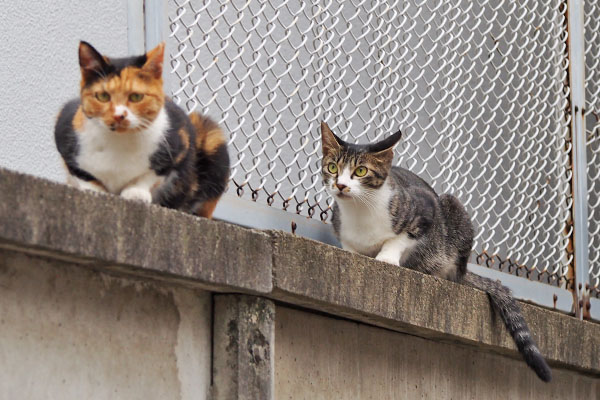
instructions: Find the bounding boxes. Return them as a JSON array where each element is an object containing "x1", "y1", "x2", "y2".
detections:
[
  {"x1": 269, "y1": 231, "x2": 600, "y2": 376},
  {"x1": 0, "y1": 167, "x2": 598, "y2": 377},
  {"x1": 0, "y1": 169, "x2": 272, "y2": 294}
]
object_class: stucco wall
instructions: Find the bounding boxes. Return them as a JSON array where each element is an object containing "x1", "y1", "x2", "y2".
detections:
[
  {"x1": 0, "y1": 1, "x2": 128, "y2": 182},
  {"x1": 0, "y1": 249, "x2": 211, "y2": 400}
]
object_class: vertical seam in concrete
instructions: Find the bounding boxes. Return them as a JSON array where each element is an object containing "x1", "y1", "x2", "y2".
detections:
[{"x1": 173, "y1": 290, "x2": 211, "y2": 400}]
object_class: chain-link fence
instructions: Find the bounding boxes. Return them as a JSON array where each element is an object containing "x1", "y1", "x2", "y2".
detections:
[
  {"x1": 167, "y1": 0, "x2": 575, "y2": 288},
  {"x1": 585, "y1": 0, "x2": 600, "y2": 299}
]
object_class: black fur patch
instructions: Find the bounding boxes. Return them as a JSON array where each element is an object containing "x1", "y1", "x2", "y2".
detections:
[
  {"x1": 148, "y1": 99, "x2": 230, "y2": 211},
  {"x1": 80, "y1": 41, "x2": 147, "y2": 87},
  {"x1": 54, "y1": 99, "x2": 98, "y2": 182}
]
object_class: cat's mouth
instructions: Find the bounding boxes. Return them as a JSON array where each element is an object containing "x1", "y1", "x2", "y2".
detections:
[
  {"x1": 335, "y1": 191, "x2": 352, "y2": 199},
  {"x1": 110, "y1": 123, "x2": 134, "y2": 133}
]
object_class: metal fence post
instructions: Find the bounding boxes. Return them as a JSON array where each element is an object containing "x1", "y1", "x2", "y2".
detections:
[
  {"x1": 127, "y1": 0, "x2": 165, "y2": 54},
  {"x1": 143, "y1": 0, "x2": 166, "y2": 50},
  {"x1": 567, "y1": 0, "x2": 590, "y2": 319},
  {"x1": 127, "y1": 0, "x2": 145, "y2": 55}
]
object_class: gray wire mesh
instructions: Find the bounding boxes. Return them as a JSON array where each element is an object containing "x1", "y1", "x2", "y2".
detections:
[
  {"x1": 585, "y1": 0, "x2": 600, "y2": 298},
  {"x1": 168, "y1": 0, "x2": 572, "y2": 285}
]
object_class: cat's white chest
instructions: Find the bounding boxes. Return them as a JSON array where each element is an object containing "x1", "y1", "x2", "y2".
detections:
[
  {"x1": 337, "y1": 185, "x2": 396, "y2": 257},
  {"x1": 75, "y1": 109, "x2": 168, "y2": 193}
]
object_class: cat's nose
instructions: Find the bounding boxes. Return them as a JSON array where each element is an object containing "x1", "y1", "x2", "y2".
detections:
[
  {"x1": 113, "y1": 111, "x2": 128, "y2": 122},
  {"x1": 335, "y1": 183, "x2": 347, "y2": 191}
]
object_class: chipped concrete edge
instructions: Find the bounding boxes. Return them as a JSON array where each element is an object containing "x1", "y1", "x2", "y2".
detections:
[{"x1": 0, "y1": 167, "x2": 598, "y2": 377}]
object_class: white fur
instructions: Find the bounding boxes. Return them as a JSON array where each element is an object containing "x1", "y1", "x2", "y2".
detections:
[
  {"x1": 114, "y1": 105, "x2": 142, "y2": 129},
  {"x1": 74, "y1": 107, "x2": 168, "y2": 197},
  {"x1": 69, "y1": 175, "x2": 105, "y2": 193},
  {"x1": 121, "y1": 186, "x2": 153, "y2": 203},
  {"x1": 375, "y1": 233, "x2": 415, "y2": 266},
  {"x1": 329, "y1": 172, "x2": 417, "y2": 264},
  {"x1": 336, "y1": 167, "x2": 357, "y2": 191},
  {"x1": 330, "y1": 179, "x2": 403, "y2": 260}
]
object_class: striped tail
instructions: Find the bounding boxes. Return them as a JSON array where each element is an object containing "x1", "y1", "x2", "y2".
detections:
[{"x1": 463, "y1": 272, "x2": 552, "y2": 382}]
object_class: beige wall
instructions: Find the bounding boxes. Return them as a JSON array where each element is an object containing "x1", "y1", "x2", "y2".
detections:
[
  {"x1": 275, "y1": 306, "x2": 599, "y2": 400},
  {"x1": 0, "y1": 250, "x2": 211, "y2": 400}
]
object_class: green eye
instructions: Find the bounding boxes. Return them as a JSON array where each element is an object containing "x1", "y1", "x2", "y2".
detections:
[
  {"x1": 95, "y1": 92, "x2": 110, "y2": 102},
  {"x1": 354, "y1": 166, "x2": 368, "y2": 177},
  {"x1": 327, "y1": 162, "x2": 338, "y2": 174},
  {"x1": 129, "y1": 93, "x2": 144, "y2": 102}
]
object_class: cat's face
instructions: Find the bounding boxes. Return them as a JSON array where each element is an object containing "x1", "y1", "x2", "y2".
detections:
[
  {"x1": 78, "y1": 41, "x2": 165, "y2": 133},
  {"x1": 320, "y1": 122, "x2": 401, "y2": 200}
]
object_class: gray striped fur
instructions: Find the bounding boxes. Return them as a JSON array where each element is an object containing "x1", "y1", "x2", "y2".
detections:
[{"x1": 322, "y1": 123, "x2": 552, "y2": 382}]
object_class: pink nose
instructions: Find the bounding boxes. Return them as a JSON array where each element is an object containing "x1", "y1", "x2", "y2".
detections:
[
  {"x1": 335, "y1": 183, "x2": 347, "y2": 191},
  {"x1": 114, "y1": 113, "x2": 126, "y2": 122}
]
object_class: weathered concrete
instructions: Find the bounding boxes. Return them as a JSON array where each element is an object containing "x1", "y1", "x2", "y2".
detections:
[
  {"x1": 269, "y1": 230, "x2": 600, "y2": 376},
  {"x1": 275, "y1": 306, "x2": 600, "y2": 399},
  {"x1": 0, "y1": 167, "x2": 599, "y2": 394},
  {"x1": 0, "y1": 249, "x2": 211, "y2": 400},
  {"x1": 213, "y1": 295, "x2": 275, "y2": 400},
  {"x1": 0, "y1": 168, "x2": 272, "y2": 294}
]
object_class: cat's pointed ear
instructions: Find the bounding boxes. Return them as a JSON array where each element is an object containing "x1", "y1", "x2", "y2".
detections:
[
  {"x1": 143, "y1": 42, "x2": 165, "y2": 79},
  {"x1": 321, "y1": 121, "x2": 342, "y2": 155},
  {"x1": 371, "y1": 130, "x2": 402, "y2": 153},
  {"x1": 79, "y1": 41, "x2": 109, "y2": 83},
  {"x1": 371, "y1": 130, "x2": 402, "y2": 163}
]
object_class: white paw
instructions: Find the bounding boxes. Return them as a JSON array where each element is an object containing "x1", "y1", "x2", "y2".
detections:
[
  {"x1": 375, "y1": 252, "x2": 400, "y2": 266},
  {"x1": 121, "y1": 187, "x2": 152, "y2": 203}
]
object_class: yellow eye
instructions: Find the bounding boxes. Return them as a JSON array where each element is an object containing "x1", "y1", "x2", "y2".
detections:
[
  {"x1": 95, "y1": 92, "x2": 110, "y2": 102},
  {"x1": 354, "y1": 166, "x2": 368, "y2": 177},
  {"x1": 129, "y1": 93, "x2": 144, "y2": 102},
  {"x1": 327, "y1": 162, "x2": 338, "y2": 174}
]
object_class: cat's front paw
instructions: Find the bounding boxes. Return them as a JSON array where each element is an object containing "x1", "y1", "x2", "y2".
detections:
[
  {"x1": 121, "y1": 187, "x2": 153, "y2": 203},
  {"x1": 375, "y1": 252, "x2": 400, "y2": 266}
]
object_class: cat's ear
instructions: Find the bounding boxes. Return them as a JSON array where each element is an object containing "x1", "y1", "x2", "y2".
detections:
[
  {"x1": 79, "y1": 41, "x2": 110, "y2": 82},
  {"x1": 371, "y1": 130, "x2": 402, "y2": 163},
  {"x1": 321, "y1": 121, "x2": 342, "y2": 155},
  {"x1": 143, "y1": 42, "x2": 165, "y2": 79}
]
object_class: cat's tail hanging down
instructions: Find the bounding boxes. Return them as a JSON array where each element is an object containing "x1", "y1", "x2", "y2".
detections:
[{"x1": 462, "y1": 272, "x2": 552, "y2": 382}]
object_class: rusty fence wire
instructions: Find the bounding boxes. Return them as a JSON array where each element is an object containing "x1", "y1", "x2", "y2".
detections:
[{"x1": 167, "y1": 0, "x2": 575, "y2": 288}]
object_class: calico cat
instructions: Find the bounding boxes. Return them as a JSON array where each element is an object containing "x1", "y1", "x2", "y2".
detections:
[
  {"x1": 320, "y1": 122, "x2": 552, "y2": 382},
  {"x1": 55, "y1": 41, "x2": 229, "y2": 217}
]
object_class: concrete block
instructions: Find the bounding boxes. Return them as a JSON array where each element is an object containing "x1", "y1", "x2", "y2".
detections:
[
  {"x1": 0, "y1": 168, "x2": 272, "y2": 294},
  {"x1": 269, "y1": 230, "x2": 600, "y2": 376},
  {"x1": 275, "y1": 306, "x2": 600, "y2": 399},
  {"x1": 213, "y1": 295, "x2": 275, "y2": 400},
  {"x1": 0, "y1": 249, "x2": 211, "y2": 400}
]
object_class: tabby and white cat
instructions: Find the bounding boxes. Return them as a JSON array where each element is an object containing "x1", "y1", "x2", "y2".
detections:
[
  {"x1": 321, "y1": 122, "x2": 552, "y2": 382},
  {"x1": 55, "y1": 41, "x2": 229, "y2": 217}
]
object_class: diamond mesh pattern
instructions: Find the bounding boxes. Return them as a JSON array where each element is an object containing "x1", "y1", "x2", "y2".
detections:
[{"x1": 168, "y1": 0, "x2": 572, "y2": 284}]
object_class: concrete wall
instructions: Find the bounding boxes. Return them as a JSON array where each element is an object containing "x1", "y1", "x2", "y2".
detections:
[
  {"x1": 0, "y1": 249, "x2": 211, "y2": 400},
  {"x1": 0, "y1": 0, "x2": 127, "y2": 182},
  {"x1": 275, "y1": 306, "x2": 599, "y2": 400},
  {"x1": 0, "y1": 168, "x2": 599, "y2": 399}
]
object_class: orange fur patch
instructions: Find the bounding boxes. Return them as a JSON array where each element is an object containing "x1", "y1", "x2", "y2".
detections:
[
  {"x1": 190, "y1": 113, "x2": 226, "y2": 155},
  {"x1": 195, "y1": 198, "x2": 220, "y2": 219},
  {"x1": 88, "y1": 180, "x2": 108, "y2": 191},
  {"x1": 80, "y1": 66, "x2": 164, "y2": 133},
  {"x1": 175, "y1": 127, "x2": 190, "y2": 164},
  {"x1": 72, "y1": 106, "x2": 86, "y2": 131},
  {"x1": 144, "y1": 42, "x2": 165, "y2": 79}
]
